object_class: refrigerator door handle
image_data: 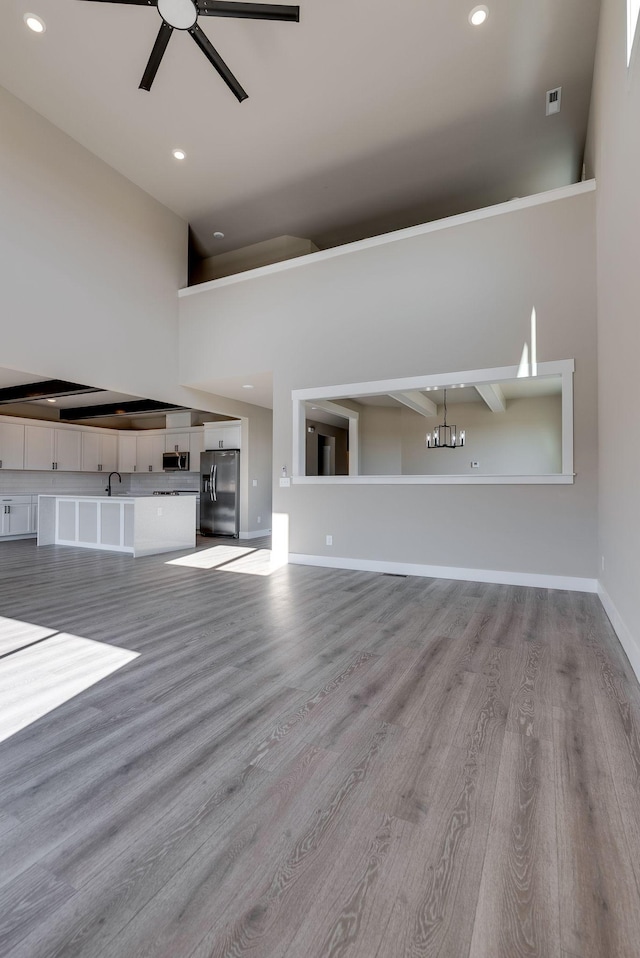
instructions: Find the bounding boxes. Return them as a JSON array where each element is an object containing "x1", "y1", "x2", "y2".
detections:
[
  {"x1": 212, "y1": 464, "x2": 217, "y2": 501},
  {"x1": 209, "y1": 465, "x2": 214, "y2": 501}
]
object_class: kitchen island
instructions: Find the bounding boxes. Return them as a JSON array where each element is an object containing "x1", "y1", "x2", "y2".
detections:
[{"x1": 37, "y1": 495, "x2": 196, "y2": 557}]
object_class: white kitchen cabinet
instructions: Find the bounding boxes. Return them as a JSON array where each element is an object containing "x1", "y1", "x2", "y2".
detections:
[
  {"x1": 118, "y1": 434, "x2": 137, "y2": 473},
  {"x1": 189, "y1": 429, "x2": 204, "y2": 473},
  {"x1": 151, "y1": 435, "x2": 165, "y2": 472},
  {"x1": 136, "y1": 434, "x2": 165, "y2": 472},
  {"x1": 165, "y1": 432, "x2": 190, "y2": 454},
  {"x1": 100, "y1": 434, "x2": 118, "y2": 473},
  {"x1": 0, "y1": 496, "x2": 33, "y2": 536},
  {"x1": 81, "y1": 432, "x2": 118, "y2": 472},
  {"x1": 25, "y1": 425, "x2": 82, "y2": 471},
  {"x1": 0, "y1": 422, "x2": 25, "y2": 470},
  {"x1": 55, "y1": 428, "x2": 82, "y2": 471},
  {"x1": 203, "y1": 421, "x2": 242, "y2": 451},
  {"x1": 81, "y1": 433, "x2": 100, "y2": 472},
  {"x1": 24, "y1": 425, "x2": 54, "y2": 470}
]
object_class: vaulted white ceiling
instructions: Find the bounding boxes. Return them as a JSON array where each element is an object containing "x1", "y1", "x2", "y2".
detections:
[{"x1": 0, "y1": 0, "x2": 600, "y2": 258}]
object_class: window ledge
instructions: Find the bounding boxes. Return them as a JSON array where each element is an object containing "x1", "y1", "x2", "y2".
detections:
[{"x1": 291, "y1": 474, "x2": 575, "y2": 485}]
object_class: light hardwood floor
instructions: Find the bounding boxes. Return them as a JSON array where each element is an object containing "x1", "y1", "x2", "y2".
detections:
[{"x1": 1, "y1": 537, "x2": 640, "y2": 957}]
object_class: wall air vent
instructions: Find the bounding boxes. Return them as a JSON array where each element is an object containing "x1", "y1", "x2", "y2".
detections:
[{"x1": 546, "y1": 87, "x2": 562, "y2": 116}]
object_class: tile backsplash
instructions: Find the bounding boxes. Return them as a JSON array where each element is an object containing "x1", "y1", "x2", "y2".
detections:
[
  {"x1": 0, "y1": 471, "x2": 199, "y2": 496},
  {"x1": 127, "y1": 472, "x2": 199, "y2": 494}
]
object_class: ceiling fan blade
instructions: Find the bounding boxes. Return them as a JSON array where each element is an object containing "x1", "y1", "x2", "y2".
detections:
[
  {"x1": 77, "y1": 1, "x2": 157, "y2": 5},
  {"x1": 139, "y1": 21, "x2": 173, "y2": 91},
  {"x1": 189, "y1": 23, "x2": 248, "y2": 102},
  {"x1": 197, "y1": 1, "x2": 299, "y2": 22}
]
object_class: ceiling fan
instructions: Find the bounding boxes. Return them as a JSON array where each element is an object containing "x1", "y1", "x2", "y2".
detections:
[{"x1": 78, "y1": 0, "x2": 300, "y2": 102}]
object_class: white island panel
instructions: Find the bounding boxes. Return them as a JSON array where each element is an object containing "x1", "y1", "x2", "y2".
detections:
[
  {"x1": 38, "y1": 495, "x2": 196, "y2": 557},
  {"x1": 132, "y1": 497, "x2": 196, "y2": 557}
]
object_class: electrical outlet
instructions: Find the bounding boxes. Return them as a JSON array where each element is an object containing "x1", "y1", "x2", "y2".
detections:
[
  {"x1": 326, "y1": 535, "x2": 333, "y2": 546},
  {"x1": 257, "y1": 516, "x2": 261, "y2": 524},
  {"x1": 279, "y1": 477, "x2": 290, "y2": 488},
  {"x1": 252, "y1": 479, "x2": 257, "y2": 486},
  {"x1": 601, "y1": 555, "x2": 605, "y2": 571},
  {"x1": 157, "y1": 507, "x2": 163, "y2": 517}
]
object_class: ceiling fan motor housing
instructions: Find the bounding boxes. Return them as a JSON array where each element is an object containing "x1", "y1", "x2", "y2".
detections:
[{"x1": 157, "y1": 0, "x2": 198, "y2": 30}]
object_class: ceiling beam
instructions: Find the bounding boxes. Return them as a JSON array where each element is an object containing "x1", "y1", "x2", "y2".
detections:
[
  {"x1": 0, "y1": 380, "x2": 101, "y2": 405},
  {"x1": 388, "y1": 390, "x2": 437, "y2": 417},
  {"x1": 475, "y1": 383, "x2": 506, "y2": 412},
  {"x1": 60, "y1": 400, "x2": 185, "y2": 421},
  {"x1": 307, "y1": 400, "x2": 359, "y2": 421}
]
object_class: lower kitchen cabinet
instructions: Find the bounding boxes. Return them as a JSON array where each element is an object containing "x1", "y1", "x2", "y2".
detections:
[{"x1": 0, "y1": 496, "x2": 36, "y2": 536}]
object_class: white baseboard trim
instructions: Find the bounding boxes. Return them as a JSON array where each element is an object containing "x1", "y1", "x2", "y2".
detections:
[
  {"x1": 289, "y1": 553, "x2": 597, "y2": 593},
  {"x1": 597, "y1": 583, "x2": 640, "y2": 682},
  {"x1": 239, "y1": 529, "x2": 271, "y2": 540}
]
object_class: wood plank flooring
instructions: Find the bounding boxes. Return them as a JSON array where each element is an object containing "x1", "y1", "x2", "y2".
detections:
[{"x1": 1, "y1": 538, "x2": 640, "y2": 957}]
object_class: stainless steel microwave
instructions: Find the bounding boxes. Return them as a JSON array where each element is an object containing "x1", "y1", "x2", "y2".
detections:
[{"x1": 162, "y1": 451, "x2": 190, "y2": 471}]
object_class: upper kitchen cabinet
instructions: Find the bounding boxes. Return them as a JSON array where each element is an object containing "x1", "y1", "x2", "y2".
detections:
[
  {"x1": 136, "y1": 434, "x2": 165, "y2": 473},
  {"x1": 203, "y1": 421, "x2": 242, "y2": 451},
  {"x1": 0, "y1": 421, "x2": 25, "y2": 469},
  {"x1": 101, "y1": 434, "x2": 118, "y2": 472},
  {"x1": 56, "y1": 429, "x2": 83, "y2": 471},
  {"x1": 81, "y1": 432, "x2": 118, "y2": 473},
  {"x1": 164, "y1": 433, "x2": 190, "y2": 454},
  {"x1": 118, "y1": 433, "x2": 137, "y2": 473},
  {"x1": 189, "y1": 428, "x2": 204, "y2": 473},
  {"x1": 25, "y1": 425, "x2": 82, "y2": 471}
]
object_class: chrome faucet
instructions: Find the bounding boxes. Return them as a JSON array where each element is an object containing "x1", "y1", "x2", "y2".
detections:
[{"x1": 106, "y1": 472, "x2": 122, "y2": 497}]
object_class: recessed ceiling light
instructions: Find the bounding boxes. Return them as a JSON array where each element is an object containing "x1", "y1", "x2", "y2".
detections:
[
  {"x1": 172, "y1": 148, "x2": 186, "y2": 160},
  {"x1": 46, "y1": 398, "x2": 56, "y2": 403},
  {"x1": 242, "y1": 384, "x2": 254, "y2": 389},
  {"x1": 24, "y1": 13, "x2": 46, "y2": 33},
  {"x1": 213, "y1": 231, "x2": 225, "y2": 239},
  {"x1": 469, "y1": 5, "x2": 488, "y2": 26}
]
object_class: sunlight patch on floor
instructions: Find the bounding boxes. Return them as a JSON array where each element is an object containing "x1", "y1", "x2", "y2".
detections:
[
  {"x1": 166, "y1": 544, "x2": 285, "y2": 576},
  {"x1": 217, "y1": 549, "x2": 287, "y2": 577},
  {"x1": 0, "y1": 625, "x2": 139, "y2": 744},
  {"x1": 0, "y1": 615, "x2": 57, "y2": 656},
  {"x1": 166, "y1": 544, "x2": 256, "y2": 569}
]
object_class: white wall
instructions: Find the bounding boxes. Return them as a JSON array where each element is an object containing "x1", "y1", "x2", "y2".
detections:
[
  {"x1": 359, "y1": 406, "x2": 402, "y2": 476},
  {"x1": 0, "y1": 87, "x2": 272, "y2": 536},
  {"x1": 400, "y1": 395, "x2": 562, "y2": 476},
  {"x1": 587, "y1": 0, "x2": 640, "y2": 664},
  {"x1": 0, "y1": 86, "x2": 186, "y2": 401},
  {"x1": 180, "y1": 186, "x2": 598, "y2": 581}
]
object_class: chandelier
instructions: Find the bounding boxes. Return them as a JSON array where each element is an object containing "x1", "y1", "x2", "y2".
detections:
[{"x1": 426, "y1": 389, "x2": 465, "y2": 448}]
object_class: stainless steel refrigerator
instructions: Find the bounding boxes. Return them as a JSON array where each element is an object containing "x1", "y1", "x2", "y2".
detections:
[{"x1": 200, "y1": 450, "x2": 240, "y2": 537}]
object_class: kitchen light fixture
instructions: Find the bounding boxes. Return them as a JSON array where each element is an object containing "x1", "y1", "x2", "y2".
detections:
[
  {"x1": 242, "y1": 384, "x2": 254, "y2": 389},
  {"x1": 468, "y1": 5, "x2": 488, "y2": 26},
  {"x1": 24, "y1": 13, "x2": 46, "y2": 33},
  {"x1": 172, "y1": 148, "x2": 186, "y2": 160},
  {"x1": 426, "y1": 389, "x2": 465, "y2": 449},
  {"x1": 46, "y1": 398, "x2": 57, "y2": 403},
  {"x1": 213, "y1": 231, "x2": 225, "y2": 239}
]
